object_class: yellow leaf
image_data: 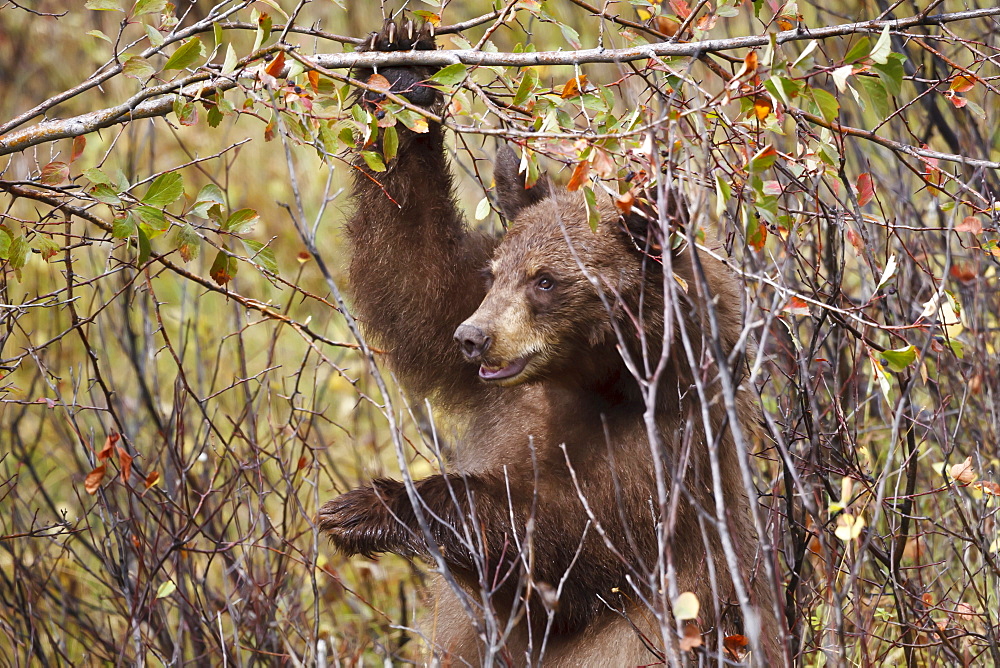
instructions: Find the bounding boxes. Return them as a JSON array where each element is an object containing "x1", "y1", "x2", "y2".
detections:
[
  {"x1": 673, "y1": 591, "x2": 700, "y2": 620},
  {"x1": 156, "y1": 580, "x2": 177, "y2": 599}
]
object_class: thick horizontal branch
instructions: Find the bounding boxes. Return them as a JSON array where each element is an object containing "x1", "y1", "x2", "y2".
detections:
[{"x1": 1, "y1": 6, "x2": 997, "y2": 159}]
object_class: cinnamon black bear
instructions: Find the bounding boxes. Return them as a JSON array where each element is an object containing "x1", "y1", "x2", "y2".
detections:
[{"x1": 320, "y1": 18, "x2": 783, "y2": 666}]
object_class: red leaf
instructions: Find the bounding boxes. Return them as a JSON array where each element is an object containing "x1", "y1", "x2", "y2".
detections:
[
  {"x1": 856, "y1": 173, "x2": 875, "y2": 206},
  {"x1": 85, "y1": 465, "x2": 106, "y2": 495},
  {"x1": 71, "y1": 136, "x2": 86, "y2": 163},
  {"x1": 783, "y1": 296, "x2": 811, "y2": 316},
  {"x1": 949, "y1": 75, "x2": 976, "y2": 93},
  {"x1": 669, "y1": 0, "x2": 692, "y2": 19},
  {"x1": 566, "y1": 160, "x2": 590, "y2": 192}
]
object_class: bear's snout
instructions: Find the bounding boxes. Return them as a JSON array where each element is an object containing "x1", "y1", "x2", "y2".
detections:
[{"x1": 454, "y1": 323, "x2": 491, "y2": 361}]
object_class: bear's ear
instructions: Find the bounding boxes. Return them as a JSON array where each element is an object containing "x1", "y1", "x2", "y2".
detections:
[
  {"x1": 494, "y1": 145, "x2": 552, "y2": 221},
  {"x1": 620, "y1": 188, "x2": 689, "y2": 255}
]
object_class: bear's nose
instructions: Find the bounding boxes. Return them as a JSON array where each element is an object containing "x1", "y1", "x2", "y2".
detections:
[{"x1": 454, "y1": 324, "x2": 491, "y2": 361}]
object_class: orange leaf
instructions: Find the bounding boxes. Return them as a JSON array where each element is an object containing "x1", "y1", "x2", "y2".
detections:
[
  {"x1": 98, "y1": 432, "x2": 120, "y2": 461},
  {"x1": 85, "y1": 465, "x2": 106, "y2": 495},
  {"x1": 561, "y1": 75, "x2": 587, "y2": 99},
  {"x1": 724, "y1": 634, "x2": 749, "y2": 660},
  {"x1": 973, "y1": 480, "x2": 1000, "y2": 495},
  {"x1": 297, "y1": 456, "x2": 308, "y2": 471},
  {"x1": 753, "y1": 96, "x2": 772, "y2": 121},
  {"x1": 744, "y1": 50, "x2": 758, "y2": 74},
  {"x1": 117, "y1": 446, "x2": 133, "y2": 484},
  {"x1": 566, "y1": 160, "x2": 591, "y2": 192},
  {"x1": 591, "y1": 147, "x2": 616, "y2": 178},
  {"x1": 144, "y1": 471, "x2": 160, "y2": 489},
  {"x1": 264, "y1": 51, "x2": 285, "y2": 78},
  {"x1": 949, "y1": 456, "x2": 976, "y2": 485},
  {"x1": 615, "y1": 191, "x2": 635, "y2": 215},
  {"x1": 307, "y1": 70, "x2": 320, "y2": 93},
  {"x1": 71, "y1": 136, "x2": 86, "y2": 163},
  {"x1": 949, "y1": 75, "x2": 976, "y2": 93},
  {"x1": 367, "y1": 73, "x2": 392, "y2": 93},
  {"x1": 653, "y1": 16, "x2": 681, "y2": 37},
  {"x1": 783, "y1": 296, "x2": 811, "y2": 316},
  {"x1": 856, "y1": 173, "x2": 875, "y2": 206},
  {"x1": 949, "y1": 263, "x2": 976, "y2": 283},
  {"x1": 955, "y1": 216, "x2": 982, "y2": 234}
]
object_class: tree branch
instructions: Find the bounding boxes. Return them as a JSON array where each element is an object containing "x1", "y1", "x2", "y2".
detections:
[{"x1": 1, "y1": 7, "x2": 997, "y2": 158}]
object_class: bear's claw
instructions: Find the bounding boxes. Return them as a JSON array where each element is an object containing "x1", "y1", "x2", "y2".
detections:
[{"x1": 361, "y1": 17, "x2": 436, "y2": 54}]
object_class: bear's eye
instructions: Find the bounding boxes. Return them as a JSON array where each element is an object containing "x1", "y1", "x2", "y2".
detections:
[{"x1": 535, "y1": 276, "x2": 555, "y2": 291}]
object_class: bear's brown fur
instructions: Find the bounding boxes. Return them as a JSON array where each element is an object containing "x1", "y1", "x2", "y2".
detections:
[{"x1": 319, "y1": 18, "x2": 784, "y2": 666}]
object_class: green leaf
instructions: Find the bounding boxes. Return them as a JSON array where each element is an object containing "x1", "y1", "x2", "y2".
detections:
[
  {"x1": 36, "y1": 237, "x2": 61, "y2": 262},
  {"x1": 163, "y1": 37, "x2": 204, "y2": 71},
  {"x1": 221, "y1": 44, "x2": 237, "y2": 76},
  {"x1": 8, "y1": 236, "x2": 29, "y2": 270},
  {"x1": 872, "y1": 53, "x2": 905, "y2": 97},
  {"x1": 714, "y1": 173, "x2": 731, "y2": 217},
  {"x1": 844, "y1": 37, "x2": 870, "y2": 64},
  {"x1": 173, "y1": 224, "x2": 200, "y2": 262},
  {"x1": 209, "y1": 250, "x2": 238, "y2": 285},
  {"x1": 132, "y1": 0, "x2": 166, "y2": 16},
  {"x1": 881, "y1": 345, "x2": 916, "y2": 373},
  {"x1": 142, "y1": 172, "x2": 184, "y2": 207},
  {"x1": 382, "y1": 125, "x2": 398, "y2": 163},
  {"x1": 155, "y1": 580, "x2": 176, "y2": 599},
  {"x1": 223, "y1": 208, "x2": 259, "y2": 234},
  {"x1": 811, "y1": 88, "x2": 840, "y2": 122},
  {"x1": 123, "y1": 55, "x2": 156, "y2": 81},
  {"x1": 145, "y1": 23, "x2": 164, "y2": 47},
  {"x1": 763, "y1": 76, "x2": 802, "y2": 106},
  {"x1": 87, "y1": 30, "x2": 113, "y2": 43},
  {"x1": 173, "y1": 97, "x2": 198, "y2": 126},
  {"x1": 242, "y1": 239, "x2": 278, "y2": 273},
  {"x1": 207, "y1": 105, "x2": 223, "y2": 128},
  {"x1": 857, "y1": 75, "x2": 890, "y2": 120},
  {"x1": 870, "y1": 24, "x2": 892, "y2": 65},
  {"x1": 194, "y1": 183, "x2": 226, "y2": 209},
  {"x1": 361, "y1": 151, "x2": 386, "y2": 173},
  {"x1": 113, "y1": 215, "x2": 136, "y2": 239},
  {"x1": 84, "y1": 167, "x2": 115, "y2": 187},
  {"x1": 86, "y1": 0, "x2": 123, "y2": 10},
  {"x1": 429, "y1": 63, "x2": 468, "y2": 86},
  {"x1": 513, "y1": 67, "x2": 538, "y2": 107},
  {"x1": 136, "y1": 226, "x2": 151, "y2": 266},
  {"x1": 749, "y1": 146, "x2": 778, "y2": 172},
  {"x1": 475, "y1": 196, "x2": 491, "y2": 221},
  {"x1": 133, "y1": 205, "x2": 168, "y2": 233},
  {"x1": 90, "y1": 184, "x2": 121, "y2": 205},
  {"x1": 583, "y1": 186, "x2": 600, "y2": 232}
]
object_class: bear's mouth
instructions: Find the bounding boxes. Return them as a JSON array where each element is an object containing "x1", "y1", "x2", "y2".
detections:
[{"x1": 479, "y1": 356, "x2": 531, "y2": 382}]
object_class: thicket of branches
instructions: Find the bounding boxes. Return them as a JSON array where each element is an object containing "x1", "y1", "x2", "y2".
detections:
[{"x1": 0, "y1": 0, "x2": 998, "y2": 665}]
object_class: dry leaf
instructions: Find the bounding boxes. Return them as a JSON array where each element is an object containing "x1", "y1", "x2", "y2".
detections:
[
  {"x1": 144, "y1": 471, "x2": 160, "y2": 488},
  {"x1": 949, "y1": 456, "x2": 976, "y2": 485},
  {"x1": 973, "y1": 480, "x2": 1000, "y2": 495},
  {"x1": 679, "y1": 622, "x2": 702, "y2": 651},
  {"x1": 117, "y1": 446, "x2": 133, "y2": 484},
  {"x1": 98, "y1": 432, "x2": 119, "y2": 461},
  {"x1": 85, "y1": 465, "x2": 106, "y2": 495},
  {"x1": 955, "y1": 216, "x2": 982, "y2": 234},
  {"x1": 653, "y1": 16, "x2": 681, "y2": 37}
]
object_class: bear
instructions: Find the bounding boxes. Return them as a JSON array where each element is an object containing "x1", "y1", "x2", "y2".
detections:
[{"x1": 319, "y1": 18, "x2": 784, "y2": 666}]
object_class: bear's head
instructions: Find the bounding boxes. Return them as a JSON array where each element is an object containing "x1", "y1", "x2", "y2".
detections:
[{"x1": 454, "y1": 147, "x2": 673, "y2": 388}]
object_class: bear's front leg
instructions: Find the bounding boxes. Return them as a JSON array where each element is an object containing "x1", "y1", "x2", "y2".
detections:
[{"x1": 318, "y1": 479, "x2": 424, "y2": 558}]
